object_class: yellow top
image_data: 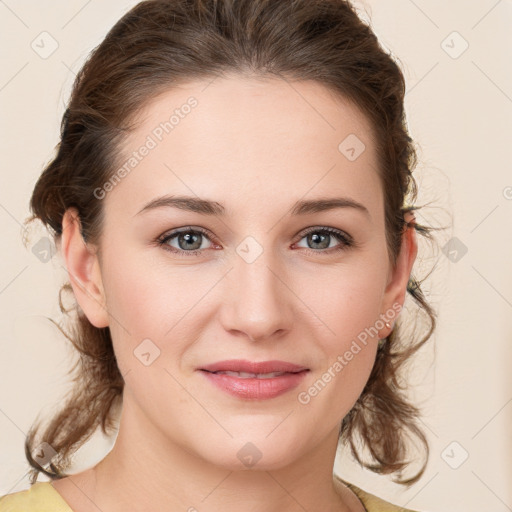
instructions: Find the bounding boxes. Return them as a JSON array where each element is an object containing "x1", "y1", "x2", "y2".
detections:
[
  {"x1": 0, "y1": 482, "x2": 71, "y2": 512},
  {"x1": 0, "y1": 477, "x2": 419, "y2": 512},
  {"x1": 336, "y1": 476, "x2": 419, "y2": 512}
]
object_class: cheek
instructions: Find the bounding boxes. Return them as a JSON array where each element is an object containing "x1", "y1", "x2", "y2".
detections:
[
  {"x1": 294, "y1": 263, "x2": 384, "y2": 408},
  {"x1": 102, "y1": 247, "x2": 210, "y2": 333},
  {"x1": 99, "y1": 248, "x2": 204, "y2": 375},
  {"x1": 304, "y1": 262, "x2": 387, "y2": 344}
]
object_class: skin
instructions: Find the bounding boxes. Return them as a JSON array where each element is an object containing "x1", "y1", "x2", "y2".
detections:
[{"x1": 52, "y1": 74, "x2": 417, "y2": 512}]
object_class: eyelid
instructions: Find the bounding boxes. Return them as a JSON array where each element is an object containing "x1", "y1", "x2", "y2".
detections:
[{"x1": 295, "y1": 225, "x2": 353, "y2": 243}]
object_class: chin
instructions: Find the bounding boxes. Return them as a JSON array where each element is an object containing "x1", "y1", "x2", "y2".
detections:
[{"x1": 196, "y1": 433, "x2": 303, "y2": 472}]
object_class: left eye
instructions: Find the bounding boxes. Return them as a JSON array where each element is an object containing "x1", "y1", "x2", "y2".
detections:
[{"x1": 295, "y1": 228, "x2": 351, "y2": 251}]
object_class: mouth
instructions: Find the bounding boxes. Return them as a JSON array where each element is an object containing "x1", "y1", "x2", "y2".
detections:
[{"x1": 198, "y1": 360, "x2": 310, "y2": 400}]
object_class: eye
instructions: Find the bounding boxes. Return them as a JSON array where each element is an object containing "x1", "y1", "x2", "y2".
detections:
[
  {"x1": 156, "y1": 225, "x2": 355, "y2": 257},
  {"x1": 294, "y1": 227, "x2": 354, "y2": 255},
  {"x1": 157, "y1": 226, "x2": 216, "y2": 256}
]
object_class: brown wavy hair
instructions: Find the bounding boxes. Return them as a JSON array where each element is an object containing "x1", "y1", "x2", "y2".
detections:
[{"x1": 24, "y1": 0, "x2": 440, "y2": 488}]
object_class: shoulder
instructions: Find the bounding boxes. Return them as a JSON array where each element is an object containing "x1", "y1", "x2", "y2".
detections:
[
  {"x1": 335, "y1": 474, "x2": 421, "y2": 512},
  {"x1": 0, "y1": 481, "x2": 73, "y2": 512}
]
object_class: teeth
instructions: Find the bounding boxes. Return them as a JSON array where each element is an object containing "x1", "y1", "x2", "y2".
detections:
[{"x1": 214, "y1": 371, "x2": 287, "y2": 379}]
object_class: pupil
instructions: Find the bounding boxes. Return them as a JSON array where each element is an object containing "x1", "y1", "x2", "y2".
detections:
[
  {"x1": 310, "y1": 232, "x2": 329, "y2": 249},
  {"x1": 181, "y1": 232, "x2": 201, "y2": 250}
]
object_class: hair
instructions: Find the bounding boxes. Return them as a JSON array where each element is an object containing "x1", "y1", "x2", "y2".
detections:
[{"x1": 24, "y1": 0, "x2": 441, "y2": 488}]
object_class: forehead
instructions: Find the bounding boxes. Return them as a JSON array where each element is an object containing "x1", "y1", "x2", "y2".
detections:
[{"x1": 107, "y1": 74, "x2": 382, "y2": 220}]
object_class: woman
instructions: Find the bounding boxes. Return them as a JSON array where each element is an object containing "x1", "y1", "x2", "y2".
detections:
[{"x1": 0, "y1": 0, "x2": 437, "y2": 511}]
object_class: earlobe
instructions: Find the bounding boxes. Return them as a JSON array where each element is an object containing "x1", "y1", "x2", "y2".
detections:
[{"x1": 60, "y1": 208, "x2": 109, "y2": 328}]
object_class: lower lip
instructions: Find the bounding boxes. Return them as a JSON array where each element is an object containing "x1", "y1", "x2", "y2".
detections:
[{"x1": 200, "y1": 370, "x2": 309, "y2": 400}]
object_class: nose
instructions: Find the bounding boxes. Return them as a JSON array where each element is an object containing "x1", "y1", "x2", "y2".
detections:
[{"x1": 219, "y1": 249, "x2": 294, "y2": 343}]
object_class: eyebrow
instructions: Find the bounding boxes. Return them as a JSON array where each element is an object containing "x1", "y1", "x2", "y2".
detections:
[{"x1": 135, "y1": 194, "x2": 371, "y2": 219}]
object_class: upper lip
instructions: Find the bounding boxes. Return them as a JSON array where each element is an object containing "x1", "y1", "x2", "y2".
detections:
[{"x1": 199, "y1": 359, "x2": 309, "y2": 374}]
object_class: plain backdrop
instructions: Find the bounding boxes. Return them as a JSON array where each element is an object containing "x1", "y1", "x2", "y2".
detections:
[{"x1": 0, "y1": 1, "x2": 511, "y2": 511}]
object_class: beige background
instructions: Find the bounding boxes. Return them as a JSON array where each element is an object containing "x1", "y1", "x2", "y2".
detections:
[{"x1": 1, "y1": 1, "x2": 511, "y2": 511}]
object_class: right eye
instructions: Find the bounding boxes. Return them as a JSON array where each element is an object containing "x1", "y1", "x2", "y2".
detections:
[{"x1": 156, "y1": 226, "x2": 216, "y2": 256}]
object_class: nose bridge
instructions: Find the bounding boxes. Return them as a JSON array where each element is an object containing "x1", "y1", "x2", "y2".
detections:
[{"x1": 221, "y1": 238, "x2": 292, "y2": 341}]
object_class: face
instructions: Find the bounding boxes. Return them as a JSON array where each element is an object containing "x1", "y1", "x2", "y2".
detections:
[{"x1": 65, "y1": 74, "x2": 413, "y2": 471}]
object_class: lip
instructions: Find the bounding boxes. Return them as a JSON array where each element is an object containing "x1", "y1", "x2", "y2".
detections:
[
  {"x1": 200, "y1": 359, "x2": 308, "y2": 374},
  {"x1": 198, "y1": 359, "x2": 310, "y2": 400}
]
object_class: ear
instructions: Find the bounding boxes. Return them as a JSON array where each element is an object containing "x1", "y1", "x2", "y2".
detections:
[
  {"x1": 60, "y1": 208, "x2": 109, "y2": 328},
  {"x1": 379, "y1": 212, "x2": 418, "y2": 336}
]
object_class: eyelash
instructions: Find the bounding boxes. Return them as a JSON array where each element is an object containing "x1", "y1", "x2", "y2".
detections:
[{"x1": 156, "y1": 226, "x2": 356, "y2": 257}]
